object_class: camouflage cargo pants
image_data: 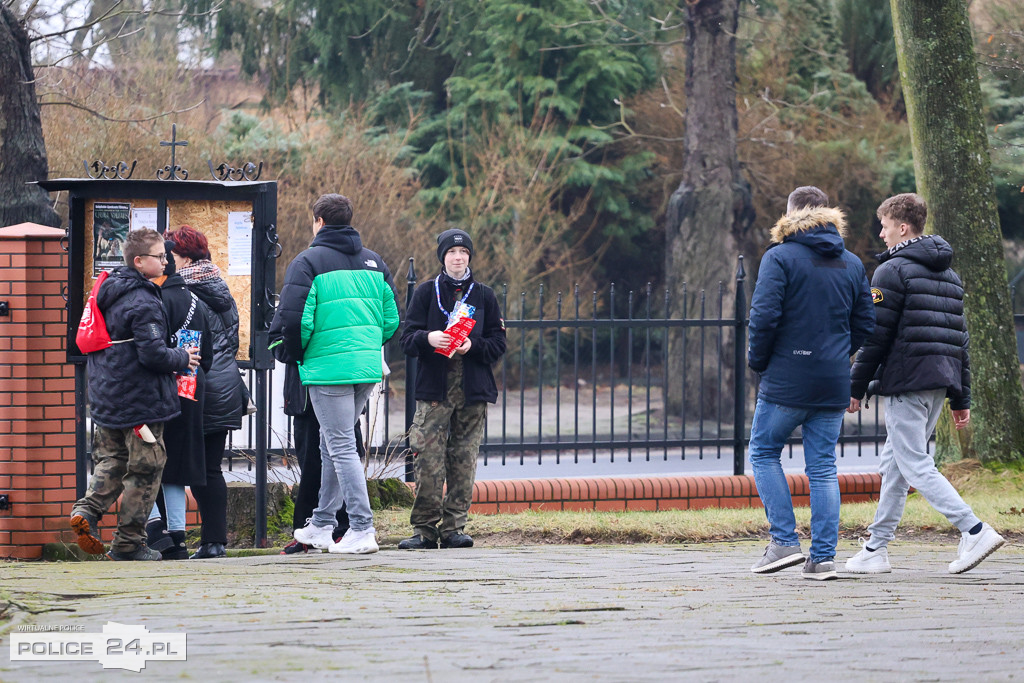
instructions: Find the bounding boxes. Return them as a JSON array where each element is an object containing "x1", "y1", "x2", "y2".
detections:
[
  {"x1": 72, "y1": 423, "x2": 167, "y2": 552},
  {"x1": 409, "y1": 358, "x2": 486, "y2": 541}
]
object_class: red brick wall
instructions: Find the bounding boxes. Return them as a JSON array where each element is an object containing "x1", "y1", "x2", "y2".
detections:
[
  {"x1": 0, "y1": 224, "x2": 76, "y2": 559},
  {"x1": 467, "y1": 473, "x2": 881, "y2": 514}
]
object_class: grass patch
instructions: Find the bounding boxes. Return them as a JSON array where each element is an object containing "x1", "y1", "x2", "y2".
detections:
[
  {"x1": 370, "y1": 460, "x2": 1024, "y2": 546},
  {"x1": 0, "y1": 589, "x2": 16, "y2": 635}
]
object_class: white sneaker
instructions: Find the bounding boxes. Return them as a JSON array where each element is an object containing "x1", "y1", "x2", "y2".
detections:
[
  {"x1": 329, "y1": 527, "x2": 379, "y2": 555},
  {"x1": 949, "y1": 523, "x2": 1005, "y2": 574},
  {"x1": 293, "y1": 519, "x2": 335, "y2": 549},
  {"x1": 845, "y1": 541, "x2": 892, "y2": 574}
]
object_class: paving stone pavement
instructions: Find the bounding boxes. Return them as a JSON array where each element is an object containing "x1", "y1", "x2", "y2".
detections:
[{"x1": 2, "y1": 540, "x2": 1022, "y2": 682}]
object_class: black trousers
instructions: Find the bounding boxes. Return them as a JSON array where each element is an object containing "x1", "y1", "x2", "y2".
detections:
[
  {"x1": 292, "y1": 411, "x2": 359, "y2": 534},
  {"x1": 192, "y1": 430, "x2": 228, "y2": 545}
]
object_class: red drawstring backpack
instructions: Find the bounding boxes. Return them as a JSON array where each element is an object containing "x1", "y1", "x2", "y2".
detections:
[{"x1": 76, "y1": 270, "x2": 113, "y2": 353}]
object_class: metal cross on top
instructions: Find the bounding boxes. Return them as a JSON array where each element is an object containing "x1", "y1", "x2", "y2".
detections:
[{"x1": 157, "y1": 123, "x2": 190, "y2": 180}]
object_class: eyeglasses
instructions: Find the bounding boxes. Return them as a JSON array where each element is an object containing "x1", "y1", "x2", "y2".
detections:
[{"x1": 143, "y1": 253, "x2": 169, "y2": 262}]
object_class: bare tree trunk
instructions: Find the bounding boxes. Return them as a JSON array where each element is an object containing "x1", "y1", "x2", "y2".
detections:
[
  {"x1": 891, "y1": 0, "x2": 1024, "y2": 464},
  {"x1": 664, "y1": 0, "x2": 753, "y2": 417},
  {"x1": 0, "y1": 6, "x2": 59, "y2": 227}
]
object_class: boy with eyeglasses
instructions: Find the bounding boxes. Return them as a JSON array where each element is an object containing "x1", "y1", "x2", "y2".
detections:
[{"x1": 70, "y1": 228, "x2": 201, "y2": 561}]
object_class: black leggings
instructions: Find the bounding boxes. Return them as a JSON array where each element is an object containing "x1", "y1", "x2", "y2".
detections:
[{"x1": 192, "y1": 430, "x2": 228, "y2": 544}]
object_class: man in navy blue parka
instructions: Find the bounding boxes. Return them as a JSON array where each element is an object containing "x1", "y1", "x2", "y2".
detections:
[{"x1": 747, "y1": 186, "x2": 875, "y2": 580}]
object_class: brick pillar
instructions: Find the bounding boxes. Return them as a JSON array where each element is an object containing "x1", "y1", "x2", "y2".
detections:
[{"x1": 0, "y1": 223, "x2": 78, "y2": 559}]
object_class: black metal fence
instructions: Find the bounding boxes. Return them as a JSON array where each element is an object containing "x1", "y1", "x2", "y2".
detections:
[
  {"x1": 89, "y1": 261, "x2": 1024, "y2": 477},
  {"x1": 219, "y1": 256, "x2": 891, "y2": 480}
]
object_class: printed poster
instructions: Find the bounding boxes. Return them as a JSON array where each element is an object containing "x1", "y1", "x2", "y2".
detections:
[{"x1": 93, "y1": 202, "x2": 131, "y2": 276}]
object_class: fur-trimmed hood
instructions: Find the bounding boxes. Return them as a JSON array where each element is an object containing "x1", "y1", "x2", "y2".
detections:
[{"x1": 770, "y1": 206, "x2": 847, "y2": 243}]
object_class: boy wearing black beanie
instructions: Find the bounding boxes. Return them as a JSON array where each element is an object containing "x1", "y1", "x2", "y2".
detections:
[{"x1": 399, "y1": 229, "x2": 506, "y2": 549}]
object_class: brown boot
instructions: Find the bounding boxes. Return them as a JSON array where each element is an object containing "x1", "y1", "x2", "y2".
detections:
[{"x1": 69, "y1": 511, "x2": 105, "y2": 555}]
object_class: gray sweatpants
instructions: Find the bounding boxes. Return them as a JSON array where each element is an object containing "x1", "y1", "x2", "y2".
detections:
[
  {"x1": 867, "y1": 388, "x2": 981, "y2": 549},
  {"x1": 308, "y1": 383, "x2": 376, "y2": 532}
]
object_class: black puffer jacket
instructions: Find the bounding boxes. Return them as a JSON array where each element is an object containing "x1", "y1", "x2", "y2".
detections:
[
  {"x1": 850, "y1": 235, "x2": 971, "y2": 409},
  {"x1": 186, "y1": 275, "x2": 246, "y2": 433},
  {"x1": 87, "y1": 266, "x2": 190, "y2": 428},
  {"x1": 400, "y1": 271, "x2": 506, "y2": 403}
]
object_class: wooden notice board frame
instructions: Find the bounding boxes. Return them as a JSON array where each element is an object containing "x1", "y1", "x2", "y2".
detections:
[
  {"x1": 40, "y1": 178, "x2": 278, "y2": 370},
  {"x1": 40, "y1": 176, "x2": 280, "y2": 548}
]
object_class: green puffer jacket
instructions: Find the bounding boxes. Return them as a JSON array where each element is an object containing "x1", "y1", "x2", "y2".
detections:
[{"x1": 268, "y1": 225, "x2": 400, "y2": 385}]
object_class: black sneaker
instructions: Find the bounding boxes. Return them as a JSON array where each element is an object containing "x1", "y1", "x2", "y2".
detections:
[
  {"x1": 440, "y1": 532, "x2": 474, "y2": 549},
  {"x1": 70, "y1": 510, "x2": 105, "y2": 555},
  {"x1": 189, "y1": 542, "x2": 226, "y2": 559},
  {"x1": 398, "y1": 534, "x2": 439, "y2": 550},
  {"x1": 280, "y1": 540, "x2": 320, "y2": 555},
  {"x1": 107, "y1": 544, "x2": 162, "y2": 561}
]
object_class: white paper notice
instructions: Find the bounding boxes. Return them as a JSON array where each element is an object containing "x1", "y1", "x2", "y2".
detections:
[
  {"x1": 130, "y1": 207, "x2": 158, "y2": 232},
  {"x1": 228, "y1": 211, "x2": 253, "y2": 276}
]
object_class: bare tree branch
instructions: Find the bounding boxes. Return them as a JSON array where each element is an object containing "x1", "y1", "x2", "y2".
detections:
[
  {"x1": 32, "y1": 0, "x2": 127, "y2": 42},
  {"x1": 30, "y1": 0, "x2": 224, "y2": 43},
  {"x1": 39, "y1": 96, "x2": 206, "y2": 123}
]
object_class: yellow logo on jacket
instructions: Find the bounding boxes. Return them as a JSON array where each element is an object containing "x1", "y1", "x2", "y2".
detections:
[{"x1": 871, "y1": 288, "x2": 883, "y2": 304}]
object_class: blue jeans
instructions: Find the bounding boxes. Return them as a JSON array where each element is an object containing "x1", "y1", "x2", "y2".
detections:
[
  {"x1": 749, "y1": 399, "x2": 844, "y2": 562},
  {"x1": 308, "y1": 383, "x2": 375, "y2": 532},
  {"x1": 149, "y1": 485, "x2": 187, "y2": 531}
]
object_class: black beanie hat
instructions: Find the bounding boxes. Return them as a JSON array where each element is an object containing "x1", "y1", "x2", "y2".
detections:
[
  {"x1": 436, "y1": 229, "x2": 474, "y2": 264},
  {"x1": 163, "y1": 240, "x2": 177, "y2": 277}
]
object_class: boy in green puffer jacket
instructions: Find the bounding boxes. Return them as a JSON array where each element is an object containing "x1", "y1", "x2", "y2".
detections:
[{"x1": 269, "y1": 193, "x2": 399, "y2": 555}]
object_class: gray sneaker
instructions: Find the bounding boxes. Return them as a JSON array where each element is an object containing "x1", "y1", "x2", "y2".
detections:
[
  {"x1": 107, "y1": 544, "x2": 162, "y2": 561},
  {"x1": 802, "y1": 558, "x2": 837, "y2": 581},
  {"x1": 751, "y1": 541, "x2": 805, "y2": 573}
]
